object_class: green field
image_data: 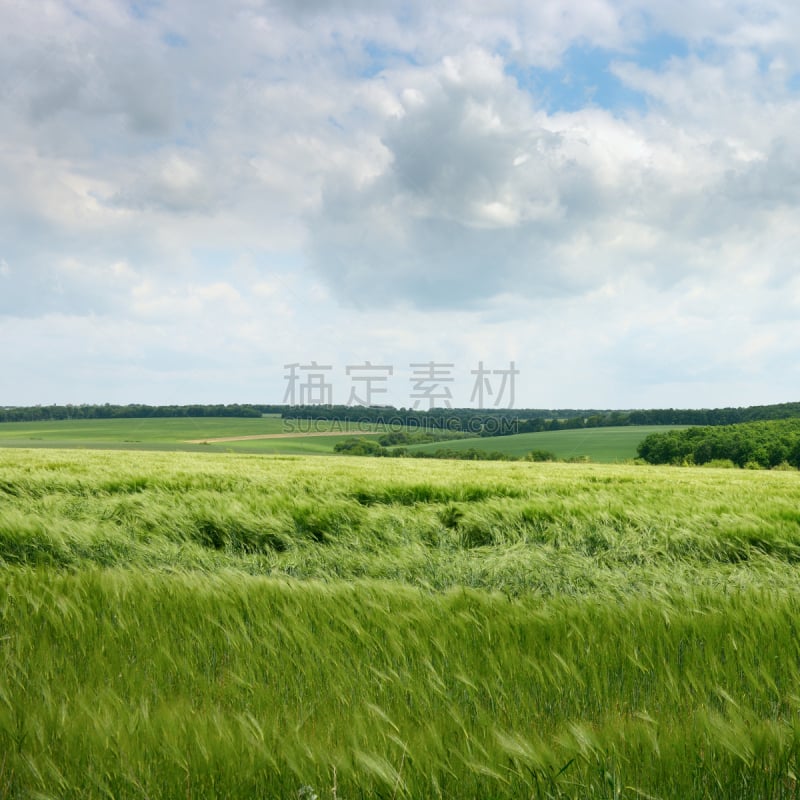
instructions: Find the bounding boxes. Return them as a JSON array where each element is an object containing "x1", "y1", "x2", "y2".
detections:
[
  {"x1": 0, "y1": 417, "x2": 385, "y2": 455},
  {"x1": 402, "y1": 425, "x2": 686, "y2": 462},
  {"x1": 0, "y1": 418, "x2": 683, "y2": 462},
  {"x1": 3, "y1": 448, "x2": 800, "y2": 798}
]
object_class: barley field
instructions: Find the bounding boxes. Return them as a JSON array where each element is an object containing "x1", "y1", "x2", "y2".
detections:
[{"x1": 2, "y1": 448, "x2": 800, "y2": 798}]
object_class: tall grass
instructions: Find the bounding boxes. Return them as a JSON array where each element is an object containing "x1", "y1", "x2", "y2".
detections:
[
  {"x1": 2, "y1": 450, "x2": 800, "y2": 594},
  {"x1": 3, "y1": 570, "x2": 800, "y2": 798},
  {"x1": 2, "y1": 449, "x2": 800, "y2": 797}
]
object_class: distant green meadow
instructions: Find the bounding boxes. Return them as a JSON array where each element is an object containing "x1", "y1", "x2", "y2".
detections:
[
  {"x1": 401, "y1": 424, "x2": 686, "y2": 462},
  {"x1": 0, "y1": 417, "x2": 385, "y2": 455},
  {"x1": 0, "y1": 417, "x2": 684, "y2": 461},
  {"x1": 3, "y1": 447, "x2": 800, "y2": 798}
]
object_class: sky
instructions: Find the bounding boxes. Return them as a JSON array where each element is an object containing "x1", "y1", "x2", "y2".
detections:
[{"x1": 1, "y1": 0, "x2": 800, "y2": 410}]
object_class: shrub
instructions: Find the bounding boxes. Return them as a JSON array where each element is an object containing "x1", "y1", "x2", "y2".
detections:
[
  {"x1": 702, "y1": 459, "x2": 736, "y2": 469},
  {"x1": 333, "y1": 437, "x2": 382, "y2": 456},
  {"x1": 525, "y1": 450, "x2": 557, "y2": 462}
]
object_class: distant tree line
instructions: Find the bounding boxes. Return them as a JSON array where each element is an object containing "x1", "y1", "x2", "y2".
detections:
[
  {"x1": 3, "y1": 400, "x2": 800, "y2": 431},
  {"x1": 283, "y1": 401, "x2": 800, "y2": 436},
  {"x1": 282, "y1": 405, "x2": 578, "y2": 436},
  {"x1": 625, "y1": 402, "x2": 800, "y2": 426},
  {"x1": 637, "y1": 418, "x2": 800, "y2": 468},
  {"x1": 281, "y1": 405, "x2": 611, "y2": 424},
  {"x1": 0, "y1": 404, "x2": 275, "y2": 423}
]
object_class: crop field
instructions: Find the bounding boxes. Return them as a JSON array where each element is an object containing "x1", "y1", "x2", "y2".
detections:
[
  {"x1": 0, "y1": 417, "x2": 384, "y2": 455},
  {"x1": 401, "y1": 425, "x2": 687, "y2": 462},
  {"x1": 3, "y1": 448, "x2": 800, "y2": 798},
  {"x1": 0, "y1": 418, "x2": 683, "y2": 462}
]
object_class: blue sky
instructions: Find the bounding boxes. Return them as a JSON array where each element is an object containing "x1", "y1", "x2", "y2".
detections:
[
  {"x1": 1, "y1": 0, "x2": 800, "y2": 408},
  {"x1": 507, "y1": 43, "x2": 653, "y2": 113}
]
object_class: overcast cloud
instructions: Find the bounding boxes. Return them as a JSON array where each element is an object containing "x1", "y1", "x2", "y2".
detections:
[{"x1": 1, "y1": 0, "x2": 799, "y2": 408}]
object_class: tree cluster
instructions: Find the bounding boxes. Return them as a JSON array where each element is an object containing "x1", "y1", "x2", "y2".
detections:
[
  {"x1": 332, "y1": 437, "x2": 559, "y2": 462},
  {"x1": 637, "y1": 419, "x2": 800, "y2": 468}
]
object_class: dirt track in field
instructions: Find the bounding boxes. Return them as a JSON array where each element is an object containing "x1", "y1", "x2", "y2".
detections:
[{"x1": 184, "y1": 430, "x2": 375, "y2": 444}]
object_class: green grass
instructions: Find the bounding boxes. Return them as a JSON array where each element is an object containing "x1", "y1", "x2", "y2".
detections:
[
  {"x1": 3, "y1": 448, "x2": 800, "y2": 797},
  {"x1": 401, "y1": 425, "x2": 687, "y2": 462},
  {"x1": 6, "y1": 569, "x2": 800, "y2": 799},
  {"x1": 0, "y1": 419, "x2": 686, "y2": 461},
  {"x1": 2, "y1": 448, "x2": 799, "y2": 590},
  {"x1": 0, "y1": 416, "x2": 292, "y2": 442},
  {"x1": 0, "y1": 417, "x2": 385, "y2": 455}
]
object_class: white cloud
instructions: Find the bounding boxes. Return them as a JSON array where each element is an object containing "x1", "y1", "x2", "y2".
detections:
[
  {"x1": 1, "y1": 0, "x2": 799, "y2": 406},
  {"x1": 305, "y1": 42, "x2": 800, "y2": 309}
]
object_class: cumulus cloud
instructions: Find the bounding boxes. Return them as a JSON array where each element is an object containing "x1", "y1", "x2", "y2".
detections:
[
  {"x1": 306, "y1": 50, "x2": 589, "y2": 306},
  {"x1": 0, "y1": 3, "x2": 174, "y2": 144},
  {"x1": 1, "y1": 0, "x2": 799, "y2": 405},
  {"x1": 306, "y1": 40, "x2": 800, "y2": 308}
]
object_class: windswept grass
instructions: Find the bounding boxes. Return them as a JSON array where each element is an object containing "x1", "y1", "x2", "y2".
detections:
[
  {"x1": 2, "y1": 449, "x2": 800, "y2": 797},
  {"x1": 2, "y1": 449, "x2": 800, "y2": 594},
  {"x1": 3, "y1": 570, "x2": 800, "y2": 798}
]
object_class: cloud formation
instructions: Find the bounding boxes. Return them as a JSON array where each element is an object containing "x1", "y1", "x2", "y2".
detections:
[{"x1": 1, "y1": 0, "x2": 799, "y2": 406}]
